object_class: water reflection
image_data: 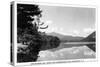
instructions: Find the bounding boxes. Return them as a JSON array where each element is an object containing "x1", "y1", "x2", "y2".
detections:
[{"x1": 37, "y1": 42, "x2": 95, "y2": 61}]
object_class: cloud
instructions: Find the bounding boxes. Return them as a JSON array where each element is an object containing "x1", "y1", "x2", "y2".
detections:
[
  {"x1": 45, "y1": 27, "x2": 64, "y2": 34},
  {"x1": 45, "y1": 27, "x2": 57, "y2": 33},
  {"x1": 68, "y1": 30, "x2": 81, "y2": 37},
  {"x1": 45, "y1": 20, "x2": 53, "y2": 25},
  {"x1": 51, "y1": 27, "x2": 58, "y2": 32},
  {"x1": 73, "y1": 30, "x2": 80, "y2": 35},
  {"x1": 59, "y1": 28, "x2": 63, "y2": 31},
  {"x1": 83, "y1": 28, "x2": 95, "y2": 33}
]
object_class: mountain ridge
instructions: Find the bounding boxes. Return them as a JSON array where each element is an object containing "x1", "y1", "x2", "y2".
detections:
[
  {"x1": 82, "y1": 31, "x2": 96, "y2": 42},
  {"x1": 47, "y1": 32, "x2": 84, "y2": 42}
]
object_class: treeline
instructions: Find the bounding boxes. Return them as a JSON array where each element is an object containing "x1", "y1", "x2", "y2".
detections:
[
  {"x1": 40, "y1": 35, "x2": 60, "y2": 50},
  {"x1": 17, "y1": 30, "x2": 60, "y2": 62},
  {"x1": 17, "y1": 4, "x2": 60, "y2": 62}
]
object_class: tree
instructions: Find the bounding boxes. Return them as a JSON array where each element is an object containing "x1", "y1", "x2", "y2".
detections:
[
  {"x1": 17, "y1": 4, "x2": 48, "y2": 62},
  {"x1": 17, "y1": 4, "x2": 48, "y2": 35}
]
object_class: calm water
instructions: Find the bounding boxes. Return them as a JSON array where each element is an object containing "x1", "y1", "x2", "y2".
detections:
[
  {"x1": 49, "y1": 42, "x2": 95, "y2": 51},
  {"x1": 37, "y1": 42, "x2": 95, "y2": 61},
  {"x1": 65, "y1": 42, "x2": 95, "y2": 44}
]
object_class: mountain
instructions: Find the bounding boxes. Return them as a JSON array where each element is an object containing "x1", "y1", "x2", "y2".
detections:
[
  {"x1": 47, "y1": 32, "x2": 84, "y2": 42},
  {"x1": 81, "y1": 31, "x2": 96, "y2": 51},
  {"x1": 82, "y1": 31, "x2": 96, "y2": 42}
]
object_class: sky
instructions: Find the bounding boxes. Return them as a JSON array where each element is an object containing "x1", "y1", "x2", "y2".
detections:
[{"x1": 38, "y1": 5, "x2": 95, "y2": 37}]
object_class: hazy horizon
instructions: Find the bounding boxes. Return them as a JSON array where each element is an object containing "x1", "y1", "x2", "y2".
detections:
[{"x1": 38, "y1": 5, "x2": 95, "y2": 37}]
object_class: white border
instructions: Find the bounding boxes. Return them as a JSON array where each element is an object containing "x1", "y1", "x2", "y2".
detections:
[{"x1": 12, "y1": 1, "x2": 98, "y2": 66}]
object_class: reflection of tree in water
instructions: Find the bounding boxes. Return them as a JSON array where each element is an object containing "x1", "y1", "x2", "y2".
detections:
[{"x1": 17, "y1": 4, "x2": 60, "y2": 62}]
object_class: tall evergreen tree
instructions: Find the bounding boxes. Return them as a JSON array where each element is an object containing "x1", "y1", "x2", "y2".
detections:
[{"x1": 17, "y1": 4, "x2": 48, "y2": 62}]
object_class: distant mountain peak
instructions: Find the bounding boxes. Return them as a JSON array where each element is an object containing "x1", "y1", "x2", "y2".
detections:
[{"x1": 82, "y1": 31, "x2": 96, "y2": 42}]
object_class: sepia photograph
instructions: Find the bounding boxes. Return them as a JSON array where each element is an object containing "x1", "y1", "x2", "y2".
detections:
[{"x1": 11, "y1": 1, "x2": 96, "y2": 65}]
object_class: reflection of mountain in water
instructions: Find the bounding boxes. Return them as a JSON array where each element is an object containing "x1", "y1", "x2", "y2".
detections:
[
  {"x1": 47, "y1": 31, "x2": 96, "y2": 51},
  {"x1": 82, "y1": 31, "x2": 96, "y2": 51}
]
